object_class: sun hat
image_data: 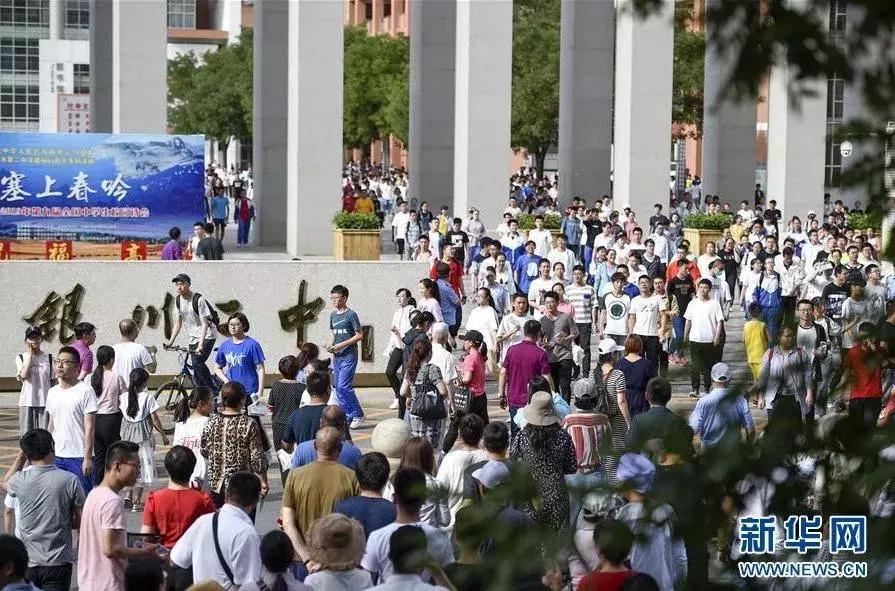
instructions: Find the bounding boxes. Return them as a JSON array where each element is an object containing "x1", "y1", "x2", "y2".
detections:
[
  {"x1": 307, "y1": 514, "x2": 366, "y2": 570},
  {"x1": 596, "y1": 338, "x2": 625, "y2": 356},
  {"x1": 522, "y1": 391, "x2": 560, "y2": 427},
  {"x1": 371, "y1": 418, "x2": 411, "y2": 474}
]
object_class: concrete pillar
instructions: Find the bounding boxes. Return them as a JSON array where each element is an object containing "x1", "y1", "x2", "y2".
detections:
[
  {"x1": 409, "y1": 0, "x2": 456, "y2": 210},
  {"x1": 49, "y1": 0, "x2": 62, "y2": 39},
  {"x1": 371, "y1": 0, "x2": 383, "y2": 33},
  {"x1": 767, "y1": 0, "x2": 828, "y2": 221},
  {"x1": 454, "y1": 0, "x2": 513, "y2": 228},
  {"x1": 254, "y1": 0, "x2": 289, "y2": 248},
  {"x1": 702, "y1": 0, "x2": 758, "y2": 204},
  {"x1": 612, "y1": 0, "x2": 674, "y2": 215},
  {"x1": 89, "y1": 0, "x2": 166, "y2": 133},
  {"x1": 558, "y1": 0, "x2": 614, "y2": 204},
  {"x1": 287, "y1": 0, "x2": 343, "y2": 256},
  {"x1": 390, "y1": 0, "x2": 401, "y2": 34},
  {"x1": 353, "y1": 0, "x2": 365, "y2": 26},
  {"x1": 226, "y1": 138, "x2": 240, "y2": 170}
]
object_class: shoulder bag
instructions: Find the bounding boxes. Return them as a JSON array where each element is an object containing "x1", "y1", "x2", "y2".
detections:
[
  {"x1": 212, "y1": 511, "x2": 235, "y2": 586},
  {"x1": 410, "y1": 363, "x2": 448, "y2": 420}
]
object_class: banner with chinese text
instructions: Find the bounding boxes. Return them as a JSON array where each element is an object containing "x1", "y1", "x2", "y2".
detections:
[{"x1": 0, "y1": 132, "x2": 205, "y2": 258}]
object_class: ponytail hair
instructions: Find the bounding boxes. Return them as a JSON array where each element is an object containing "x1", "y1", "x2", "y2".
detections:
[
  {"x1": 296, "y1": 342, "x2": 320, "y2": 371},
  {"x1": 478, "y1": 287, "x2": 496, "y2": 311},
  {"x1": 90, "y1": 345, "x2": 115, "y2": 396},
  {"x1": 477, "y1": 340, "x2": 489, "y2": 360},
  {"x1": 174, "y1": 386, "x2": 212, "y2": 424},
  {"x1": 126, "y1": 368, "x2": 150, "y2": 419}
]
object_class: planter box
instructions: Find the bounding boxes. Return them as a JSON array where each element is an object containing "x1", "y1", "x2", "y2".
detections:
[
  {"x1": 683, "y1": 227, "x2": 723, "y2": 256},
  {"x1": 333, "y1": 229, "x2": 381, "y2": 260}
]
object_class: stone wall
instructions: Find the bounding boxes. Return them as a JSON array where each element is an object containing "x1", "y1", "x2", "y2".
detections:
[{"x1": 1, "y1": 260, "x2": 427, "y2": 385}]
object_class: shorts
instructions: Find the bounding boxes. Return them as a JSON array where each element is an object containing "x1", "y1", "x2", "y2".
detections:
[{"x1": 213, "y1": 218, "x2": 226, "y2": 229}]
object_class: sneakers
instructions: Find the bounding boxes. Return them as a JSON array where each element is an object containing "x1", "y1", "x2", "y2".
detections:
[
  {"x1": 689, "y1": 391, "x2": 700, "y2": 399},
  {"x1": 389, "y1": 399, "x2": 400, "y2": 410},
  {"x1": 349, "y1": 417, "x2": 366, "y2": 430}
]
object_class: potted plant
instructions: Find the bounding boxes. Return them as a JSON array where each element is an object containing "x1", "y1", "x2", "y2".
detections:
[
  {"x1": 682, "y1": 213, "x2": 733, "y2": 255},
  {"x1": 333, "y1": 212, "x2": 381, "y2": 260},
  {"x1": 518, "y1": 212, "x2": 563, "y2": 231}
]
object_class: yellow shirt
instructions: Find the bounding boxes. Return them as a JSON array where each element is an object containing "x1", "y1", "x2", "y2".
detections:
[
  {"x1": 743, "y1": 319, "x2": 768, "y2": 364},
  {"x1": 730, "y1": 223, "x2": 745, "y2": 242},
  {"x1": 354, "y1": 197, "x2": 374, "y2": 214},
  {"x1": 437, "y1": 214, "x2": 449, "y2": 235}
]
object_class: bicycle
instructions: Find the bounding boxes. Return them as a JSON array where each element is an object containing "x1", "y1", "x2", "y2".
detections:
[{"x1": 154, "y1": 344, "x2": 220, "y2": 434}]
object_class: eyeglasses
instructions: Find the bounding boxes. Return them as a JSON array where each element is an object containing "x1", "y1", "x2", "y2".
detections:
[{"x1": 53, "y1": 359, "x2": 76, "y2": 366}]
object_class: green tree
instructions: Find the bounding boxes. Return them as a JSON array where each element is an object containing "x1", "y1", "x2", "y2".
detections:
[
  {"x1": 672, "y1": 1, "x2": 705, "y2": 138},
  {"x1": 511, "y1": 0, "x2": 560, "y2": 179},
  {"x1": 343, "y1": 26, "x2": 409, "y2": 152},
  {"x1": 167, "y1": 29, "x2": 253, "y2": 147}
]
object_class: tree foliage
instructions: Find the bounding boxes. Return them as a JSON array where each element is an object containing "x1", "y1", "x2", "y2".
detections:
[
  {"x1": 167, "y1": 29, "x2": 253, "y2": 146},
  {"x1": 511, "y1": 0, "x2": 561, "y2": 179},
  {"x1": 343, "y1": 26, "x2": 409, "y2": 149},
  {"x1": 672, "y1": 0, "x2": 705, "y2": 138}
]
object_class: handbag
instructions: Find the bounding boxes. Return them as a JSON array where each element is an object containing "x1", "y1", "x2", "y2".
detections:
[
  {"x1": 410, "y1": 363, "x2": 448, "y2": 420},
  {"x1": 452, "y1": 383, "x2": 472, "y2": 415}
]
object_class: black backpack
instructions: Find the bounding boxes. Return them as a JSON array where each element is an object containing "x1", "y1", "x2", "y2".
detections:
[{"x1": 176, "y1": 293, "x2": 220, "y2": 331}]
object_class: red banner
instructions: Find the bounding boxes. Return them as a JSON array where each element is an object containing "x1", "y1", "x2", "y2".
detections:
[
  {"x1": 120, "y1": 241, "x2": 148, "y2": 261},
  {"x1": 45, "y1": 240, "x2": 73, "y2": 260},
  {"x1": 0, "y1": 240, "x2": 10, "y2": 260}
]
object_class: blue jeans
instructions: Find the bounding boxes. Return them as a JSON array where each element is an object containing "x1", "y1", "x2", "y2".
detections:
[
  {"x1": 237, "y1": 218, "x2": 250, "y2": 244},
  {"x1": 332, "y1": 354, "x2": 363, "y2": 422},
  {"x1": 583, "y1": 245, "x2": 593, "y2": 277},
  {"x1": 55, "y1": 456, "x2": 93, "y2": 494},
  {"x1": 671, "y1": 316, "x2": 686, "y2": 355},
  {"x1": 762, "y1": 306, "x2": 781, "y2": 342}
]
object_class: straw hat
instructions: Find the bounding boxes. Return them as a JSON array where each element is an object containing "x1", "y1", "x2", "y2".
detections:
[
  {"x1": 522, "y1": 391, "x2": 559, "y2": 427},
  {"x1": 308, "y1": 514, "x2": 366, "y2": 570}
]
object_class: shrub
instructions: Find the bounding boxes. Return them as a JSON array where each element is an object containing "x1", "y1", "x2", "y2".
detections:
[
  {"x1": 518, "y1": 213, "x2": 562, "y2": 231},
  {"x1": 847, "y1": 211, "x2": 882, "y2": 231},
  {"x1": 683, "y1": 213, "x2": 733, "y2": 230},
  {"x1": 333, "y1": 212, "x2": 381, "y2": 230}
]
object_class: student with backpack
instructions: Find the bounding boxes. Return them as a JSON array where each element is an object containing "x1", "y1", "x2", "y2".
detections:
[{"x1": 168, "y1": 273, "x2": 219, "y2": 393}]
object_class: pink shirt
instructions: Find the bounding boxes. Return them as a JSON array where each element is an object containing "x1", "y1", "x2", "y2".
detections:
[
  {"x1": 72, "y1": 339, "x2": 93, "y2": 376},
  {"x1": 501, "y1": 340, "x2": 550, "y2": 407},
  {"x1": 78, "y1": 485, "x2": 125, "y2": 591},
  {"x1": 461, "y1": 348, "x2": 486, "y2": 396}
]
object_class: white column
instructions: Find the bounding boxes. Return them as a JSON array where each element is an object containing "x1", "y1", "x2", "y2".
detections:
[
  {"x1": 612, "y1": 0, "x2": 674, "y2": 215},
  {"x1": 702, "y1": 0, "x2": 758, "y2": 203},
  {"x1": 287, "y1": 0, "x2": 343, "y2": 256},
  {"x1": 89, "y1": 0, "x2": 166, "y2": 133},
  {"x1": 558, "y1": 0, "x2": 614, "y2": 203},
  {"x1": 254, "y1": 0, "x2": 289, "y2": 248},
  {"x1": 767, "y1": 0, "x2": 828, "y2": 221},
  {"x1": 48, "y1": 0, "x2": 62, "y2": 40},
  {"x1": 454, "y1": 0, "x2": 513, "y2": 230},
  {"x1": 409, "y1": 0, "x2": 456, "y2": 210}
]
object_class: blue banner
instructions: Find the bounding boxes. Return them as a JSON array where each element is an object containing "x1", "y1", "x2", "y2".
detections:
[{"x1": 0, "y1": 132, "x2": 205, "y2": 241}]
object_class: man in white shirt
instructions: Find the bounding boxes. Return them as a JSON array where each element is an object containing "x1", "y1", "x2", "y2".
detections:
[
  {"x1": 436, "y1": 415, "x2": 488, "y2": 526},
  {"x1": 45, "y1": 345, "x2": 97, "y2": 493},
  {"x1": 362, "y1": 468, "x2": 454, "y2": 584},
  {"x1": 504, "y1": 197, "x2": 522, "y2": 219},
  {"x1": 495, "y1": 212, "x2": 513, "y2": 238},
  {"x1": 736, "y1": 200, "x2": 755, "y2": 226},
  {"x1": 547, "y1": 234, "x2": 578, "y2": 276},
  {"x1": 629, "y1": 276, "x2": 668, "y2": 371},
  {"x1": 527, "y1": 259, "x2": 555, "y2": 315},
  {"x1": 648, "y1": 223, "x2": 672, "y2": 264},
  {"x1": 391, "y1": 201, "x2": 411, "y2": 260},
  {"x1": 112, "y1": 319, "x2": 156, "y2": 388},
  {"x1": 697, "y1": 242, "x2": 720, "y2": 278},
  {"x1": 528, "y1": 214, "x2": 553, "y2": 258},
  {"x1": 800, "y1": 229, "x2": 824, "y2": 269},
  {"x1": 167, "y1": 274, "x2": 216, "y2": 391},
  {"x1": 499, "y1": 219, "x2": 526, "y2": 254},
  {"x1": 497, "y1": 294, "x2": 532, "y2": 362},
  {"x1": 592, "y1": 222, "x2": 615, "y2": 252},
  {"x1": 684, "y1": 279, "x2": 725, "y2": 398},
  {"x1": 172, "y1": 472, "x2": 262, "y2": 590}
]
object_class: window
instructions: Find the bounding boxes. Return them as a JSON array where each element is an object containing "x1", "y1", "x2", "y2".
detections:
[
  {"x1": 824, "y1": 123, "x2": 842, "y2": 188},
  {"x1": 829, "y1": 0, "x2": 846, "y2": 36},
  {"x1": 73, "y1": 63, "x2": 89, "y2": 94},
  {"x1": 64, "y1": 0, "x2": 88, "y2": 29},
  {"x1": 167, "y1": 0, "x2": 195, "y2": 28},
  {"x1": 0, "y1": 0, "x2": 49, "y2": 28},
  {"x1": 826, "y1": 75, "x2": 844, "y2": 121},
  {"x1": 0, "y1": 37, "x2": 38, "y2": 73},
  {"x1": 0, "y1": 84, "x2": 39, "y2": 123}
]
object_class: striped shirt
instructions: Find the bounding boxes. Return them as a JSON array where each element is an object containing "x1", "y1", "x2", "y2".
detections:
[
  {"x1": 562, "y1": 411, "x2": 611, "y2": 471},
  {"x1": 565, "y1": 284, "x2": 597, "y2": 324}
]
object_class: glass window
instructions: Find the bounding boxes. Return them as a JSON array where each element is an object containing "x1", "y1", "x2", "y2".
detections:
[
  {"x1": 64, "y1": 0, "x2": 88, "y2": 29},
  {"x1": 167, "y1": 0, "x2": 195, "y2": 28},
  {"x1": 829, "y1": 0, "x2": 847, "y2": 35},
  {"x1": 824, "y1": 123, "x2": 842, "y2": 188},
  {"x1": 72, "y1": 62, "x2": 89, "y2": 94},
  {"x1": 0, "y1": 0, "x2": 49, "y2": 27},
  {"x1": 0, "y1": 83, "x2": 38, "y2": 124},
  {"x1": 0, "y1": 38, "x2": 39, "y2": 74}
]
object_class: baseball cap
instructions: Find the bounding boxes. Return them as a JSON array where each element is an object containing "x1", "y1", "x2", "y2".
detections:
[
  {"x1": 711, "y1": 362, "x2": 731, "y2": 383},
  {"x1": 471, "y1": 460, "x2": 510, "y2": 490},
  {"x1": 596, "y1": 338, "x2": 625, "y2": 356},
  {"x1": 171, "y1": 273, "x2": 191, "y2": 284},
  {"x1": 459, "y1": 330, "x2": 484, "y2": 347},
  {"x1": 24, "y1": 325, "x2": 41, "y2": 340}
]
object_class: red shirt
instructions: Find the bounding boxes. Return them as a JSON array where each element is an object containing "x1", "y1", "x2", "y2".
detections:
[
  {"x1": 429, "y1": 258, "x2": 463, "y2": 295},
  {"x1": 461, "y1": 348, "x2": 486, "y2": 396},
  {"x1": 502, "y1": 340, "x2": 550, "y2": 407},
  {"x1": 142, "y1": 488, "x2": 216, "y2": 548},
  {"x1": 665, "y1": 258, "x2": 701, "y2": 283},
  {"x1": 578, "y1": 570, "x2": 634, "y2": 591},
  {"x1": 843, "y1": 345, "x2": 883, "y2": 399}
]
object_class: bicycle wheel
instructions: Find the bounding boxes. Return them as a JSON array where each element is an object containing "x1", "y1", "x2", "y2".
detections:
[{"x1": 154, "y1": 380, "x2": 187, "y2": 435}]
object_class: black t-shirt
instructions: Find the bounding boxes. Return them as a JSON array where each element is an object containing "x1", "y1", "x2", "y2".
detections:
[
  {"x1": 444, "y1": 563, "x2": 491, "y2": 591},
  {"x1": 764, "y1": 208, "x2": 781, "y2": 229},
  {"x1": 667, "y1": 276, "x2": 696, "y2": 315},
  {"x1": 583, "y1": 219, "x2": 602, "y2": 245},
  {"x1": 822, "y1": 283, "x2": 849, "y2": 323},
  {"x1": 649, "y1": 214, "x2": 670, "y2": 231},
  {"x1": 196, "y1": 236, "x2": 224, "y2": 260},
  {"x1": 718, "y1": 250, "x2": 739, "y2": 279},
  {"x1": 445, "y1": 230, "x2": 469, "y2": 262},
  {"x1": 282, "y1": 404, "x2": 326, "y2": 446}
]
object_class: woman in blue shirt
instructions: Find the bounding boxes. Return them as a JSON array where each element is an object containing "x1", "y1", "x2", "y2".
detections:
[{"x1": 214, "y1": 312, "x2": 266, "y2": 407}]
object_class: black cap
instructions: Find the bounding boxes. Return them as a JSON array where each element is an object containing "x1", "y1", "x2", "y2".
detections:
[
  {"x1": 171, "y1": 273, "x2": 191, "y2": 284},
  {"x1": 459, "y1": 330, "x2": 484, "y2": 346},
  {"x1": 24, "y1": 325, "x2": 41, "y2": 339}
]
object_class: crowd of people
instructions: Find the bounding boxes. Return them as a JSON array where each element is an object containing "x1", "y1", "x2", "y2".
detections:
[{"x1": 3, "y1": 172, "x2": 895, "y2": 591}]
